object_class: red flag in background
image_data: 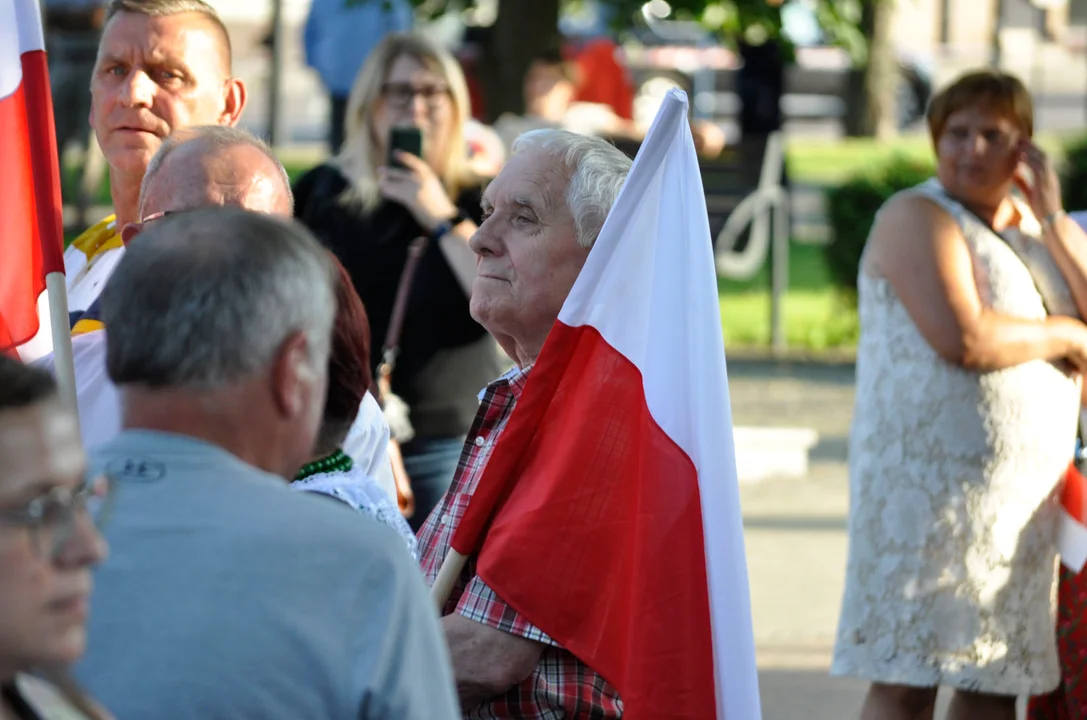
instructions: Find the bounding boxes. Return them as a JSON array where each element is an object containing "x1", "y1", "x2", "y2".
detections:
[
  {"x1": 449, "y1": 90, "x2": 761, "y2": 719},
  {"x1": 0, "y1": 0, "x2": 66, "y2": 356}
]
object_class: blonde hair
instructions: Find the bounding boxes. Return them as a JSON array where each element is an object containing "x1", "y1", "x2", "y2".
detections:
[
  {"x1": 333, "y1": 33, "x2": 475, "y2": 209},
  {"x1": 926, "y1": 69, "x2": 1033, "y2": 146}
]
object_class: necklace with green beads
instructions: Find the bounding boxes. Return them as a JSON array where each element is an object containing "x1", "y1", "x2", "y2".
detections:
[{"x1": 294, "y1": 449, "x2": 353, "y2": 482}]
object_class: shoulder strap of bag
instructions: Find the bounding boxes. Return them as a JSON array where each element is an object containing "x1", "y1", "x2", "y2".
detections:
[{"x1": 376, "y1": 237, "x2": 428, "y2": 402}]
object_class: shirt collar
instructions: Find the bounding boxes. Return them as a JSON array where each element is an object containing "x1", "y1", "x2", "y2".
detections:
[{"x1": 478, "y1": 363, "x2": 533, "y2": 402}]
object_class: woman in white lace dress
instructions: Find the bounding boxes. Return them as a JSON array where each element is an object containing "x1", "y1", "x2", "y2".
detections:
[{"x1": 831, "y1": 70, "x2": 1087, "y2": 719}]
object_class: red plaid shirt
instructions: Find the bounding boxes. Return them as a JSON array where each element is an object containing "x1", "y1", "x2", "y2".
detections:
[{"x1": 418, "y1": 365, "x2": 623, "y2": 719}]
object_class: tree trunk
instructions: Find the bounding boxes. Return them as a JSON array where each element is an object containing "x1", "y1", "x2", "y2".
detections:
[
  {"x1": 478, "y1": 0, "x2": 561, "y2": 123},
  {"x1": 843, "y1": 0, "x2": 898, "y2": 139}
]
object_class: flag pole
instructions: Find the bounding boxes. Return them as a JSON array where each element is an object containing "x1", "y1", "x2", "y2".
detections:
[
  {"x1": 45, "y1": 271, "x2": 79, "y2": 429},
  {"x1": 431, "y1": 549, "x2": 468, "y2": 609}
]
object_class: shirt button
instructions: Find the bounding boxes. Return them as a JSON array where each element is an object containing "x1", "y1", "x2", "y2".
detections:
[
  {"x1": 440, "y1": 513, "x2": 450, "y2": 525},
  {"x1": 474, "y1": 435, "x2": 486, "y2": 447}
]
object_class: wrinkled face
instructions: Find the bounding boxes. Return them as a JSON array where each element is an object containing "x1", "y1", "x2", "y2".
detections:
[
  {"x1": 935, "y1": 105, "x2": 1024, "y2": 205},
  {"x1": 469, "y1": 148, "x2": 589, "y2": 355},
  {"x1": 90, "y1": 11, "x2": 240, "y2": 176},
  {"x1": 369, "y1": 53, "x2": 455, "y2": 173},
  {"x1": 0, "y1": 401, "x2": 107, "y2": 677}
]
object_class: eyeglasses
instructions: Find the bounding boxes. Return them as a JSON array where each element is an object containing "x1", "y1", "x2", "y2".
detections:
[
  {"x1": 0, "y1": 475, "x2": 114, "y2": 561},
  {"x1": 380, "y1": 82, "x2": 451, "y2": 110}
]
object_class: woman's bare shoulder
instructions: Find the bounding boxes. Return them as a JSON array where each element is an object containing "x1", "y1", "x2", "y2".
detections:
[{"x1": 865, "y1": 191, "x2": 962, "y2": 276}]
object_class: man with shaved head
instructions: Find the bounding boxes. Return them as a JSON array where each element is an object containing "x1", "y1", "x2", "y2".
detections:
[{"x1": 56, "y1": 0, "x2": 246, "y2": 343}]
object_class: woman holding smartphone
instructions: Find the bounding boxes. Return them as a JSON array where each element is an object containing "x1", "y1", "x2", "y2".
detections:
[{"x1": 293, "y1": 33, "x2": 500, "y2": 531}]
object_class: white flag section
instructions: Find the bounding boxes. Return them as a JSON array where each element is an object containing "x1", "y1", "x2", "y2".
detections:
[{"x1": 559, "y1": 89, "x2": 762, "y2": 719}]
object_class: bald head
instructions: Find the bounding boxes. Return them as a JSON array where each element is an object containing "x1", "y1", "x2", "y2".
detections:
[{"x1": 136, "y1": 127, "x2": 293, "y2": 224}]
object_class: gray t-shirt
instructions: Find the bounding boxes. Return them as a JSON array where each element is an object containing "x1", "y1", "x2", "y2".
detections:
[{"x1": 77, "y1": 430, "x2": 458, "y2": 720}]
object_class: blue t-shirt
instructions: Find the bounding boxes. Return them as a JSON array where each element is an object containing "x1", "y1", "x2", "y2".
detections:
[{"x1": 78, "y1": 430, "x2": 457, "y2": 720}]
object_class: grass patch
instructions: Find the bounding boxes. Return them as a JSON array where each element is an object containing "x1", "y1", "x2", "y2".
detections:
[{"x1": 719, "y1": 243, "x2": 857, "y2": 350}]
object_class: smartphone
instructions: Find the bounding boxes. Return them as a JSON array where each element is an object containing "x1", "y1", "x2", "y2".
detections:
[{"x1": 388, "y1": 127, "x2": 423, "y2": 169}]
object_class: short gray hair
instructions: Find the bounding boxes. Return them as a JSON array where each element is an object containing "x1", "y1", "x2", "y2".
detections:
[
  {"x1": 510, "y1": 129, "x2": 632, "y2": 248},
  {"x1": 139, "y1": 126, "x2": 294, "y2": 215},
  {"x1": 105, "y1": 0, "x2": 232, "y2": 68},
  {"x1": 101, "y1": 207, "x2": 336, "y2": 389}
]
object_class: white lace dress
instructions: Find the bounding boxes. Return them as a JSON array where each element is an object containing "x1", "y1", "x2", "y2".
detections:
[{"x1": 831, "y1": 179, "x2": 1081, "y2": 695}]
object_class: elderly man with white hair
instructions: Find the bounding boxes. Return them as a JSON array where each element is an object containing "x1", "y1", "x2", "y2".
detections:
[{"x1": 416, "y1": 128, "x2": 631, "y2": 717}]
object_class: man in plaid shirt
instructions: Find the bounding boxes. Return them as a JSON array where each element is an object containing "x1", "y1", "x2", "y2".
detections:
[{"x1": 416, "y1": 129, "x2": 633, "y2": 718}]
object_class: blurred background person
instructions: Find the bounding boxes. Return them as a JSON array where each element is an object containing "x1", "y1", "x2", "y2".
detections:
[
  {"x1": 303, "y1": 0, "x2": 413, "y2": 153},
  {"x1": 832, "y1": 69, "x2": 1087, "y2": 720},
  {"x1": 293, "y1": 32, "x2": 501, "y2": 531},
  {"x1": 0, "y1": 356, "x2": 111, "y2": 720}
]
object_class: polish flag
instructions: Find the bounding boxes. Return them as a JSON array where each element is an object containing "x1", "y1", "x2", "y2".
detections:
[
  {"x1": 1059, "y1": 459, "x2": 1087, "y2": 572},
  {"x1": 0, "y1": 0, "x2": 66, "y2": 359},
  {"x1": 444, "y1": 90, "x2": 761, "y2": 718}
]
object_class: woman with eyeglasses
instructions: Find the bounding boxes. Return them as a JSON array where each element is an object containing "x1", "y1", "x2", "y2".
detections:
[
  {"x1": 294, "y1": 32, "x2": 502, "y2": 531},
  {"x1": 0, "y1": 356, "x2": 111, "y2": 720}
]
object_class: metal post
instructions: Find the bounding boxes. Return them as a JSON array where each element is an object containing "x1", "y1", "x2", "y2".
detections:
[
  {"x1": 267, "y1": 0, "x2": 284, "y2": 148},
  {"x1": 991, "y1": 0, "x2": 1005, "y2": 68},
  {"x1": 770, "y1": 195, "x2": 789, "y2": 355}
]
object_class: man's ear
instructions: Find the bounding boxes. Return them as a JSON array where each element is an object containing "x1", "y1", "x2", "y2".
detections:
[
  {"x1": 120, "y1": 222, "x2": 143, "y2": 245},
  {"x1": 269, "y1": 331, "x2": 320, "y2": 418},
  {"x1": 221, "y1": 77, "x2": 247, "y2": 127}
]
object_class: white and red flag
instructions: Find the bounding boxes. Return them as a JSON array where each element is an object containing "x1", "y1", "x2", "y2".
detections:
[
  {"x1": 442, "y1": 89, "x2": 761, "y2": 718},
  {"x1": 0, "y1": 0, "x2": 67, "y2": 360}
]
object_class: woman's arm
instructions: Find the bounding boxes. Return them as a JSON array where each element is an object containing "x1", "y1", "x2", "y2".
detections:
[
  {"x1": 867, "y1": 193, "x2": 1086, "y2": 371},
  {"x1": 379, "y1": 153, "x2": 478, "y2": 296},
  {"x1": 436, "y1": 222, "x2": 479, "y2": 297},
  {"x1": 1016, "y1": 139, "x2": 1087, "y2": 320},
  {"x1": 1042, "y1": 213, "x2": 1087, "y2": 320}
]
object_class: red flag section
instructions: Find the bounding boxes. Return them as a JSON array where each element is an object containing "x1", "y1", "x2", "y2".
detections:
[
  {"x1": 452, "y1": 322, "x2": 716, "y2": 719},
  {"x1": 0, "y1": 0, "x2": 66, "y2": 353}
]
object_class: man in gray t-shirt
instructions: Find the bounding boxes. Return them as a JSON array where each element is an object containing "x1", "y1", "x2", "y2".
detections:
[{"x1": 74, "y1": 208, "x2": 458, "y2": 719}]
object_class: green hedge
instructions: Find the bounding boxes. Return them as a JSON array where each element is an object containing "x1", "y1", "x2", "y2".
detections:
[
  {"x1": 1063, "y1": 135, "x2": 1087, "y2": 212},
  {"x1": 823, "y1": 154, "x2": 934, "y2": 296}
]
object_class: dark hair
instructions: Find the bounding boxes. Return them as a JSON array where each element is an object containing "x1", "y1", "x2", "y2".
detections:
[
  {"x1": 317, "y1": 258, "x2": 373, "y2": 452},
  {"x1": 529, "y1": 48, "x2": 577, "y2": 84},
  {"x1": 0, "y1": 355, "x2": 57, "y2": 411}
]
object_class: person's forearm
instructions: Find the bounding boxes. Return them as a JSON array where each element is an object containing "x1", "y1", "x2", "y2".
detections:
[
  {"x1": 957, "y1": 312, "x2": 1074, "y2": 371},
  {"x1": 438, "y1": 222, "x2": 478, "y2": 297},
  {"x1": 1044, "y1": 213, "x2": 1087, "y2": 321},
  {"x1": 442, "y1": 613, "x2": 542, "y2": 710}
]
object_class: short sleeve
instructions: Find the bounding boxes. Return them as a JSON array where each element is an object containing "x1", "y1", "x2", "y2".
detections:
[{"x1": 455, "y1": 575, "x2": 560, "y2": 647}]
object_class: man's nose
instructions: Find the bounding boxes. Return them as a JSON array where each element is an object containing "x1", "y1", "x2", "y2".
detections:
[
  {"x1": 469, "y1": 218, "x2": 500, "y2": 257},
  {"x1": 56, "y1": 510, "x2": 108, "y2": 569},
  {"x1": 118, "y1": 69, "x2": 155, "y2": 108}
]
